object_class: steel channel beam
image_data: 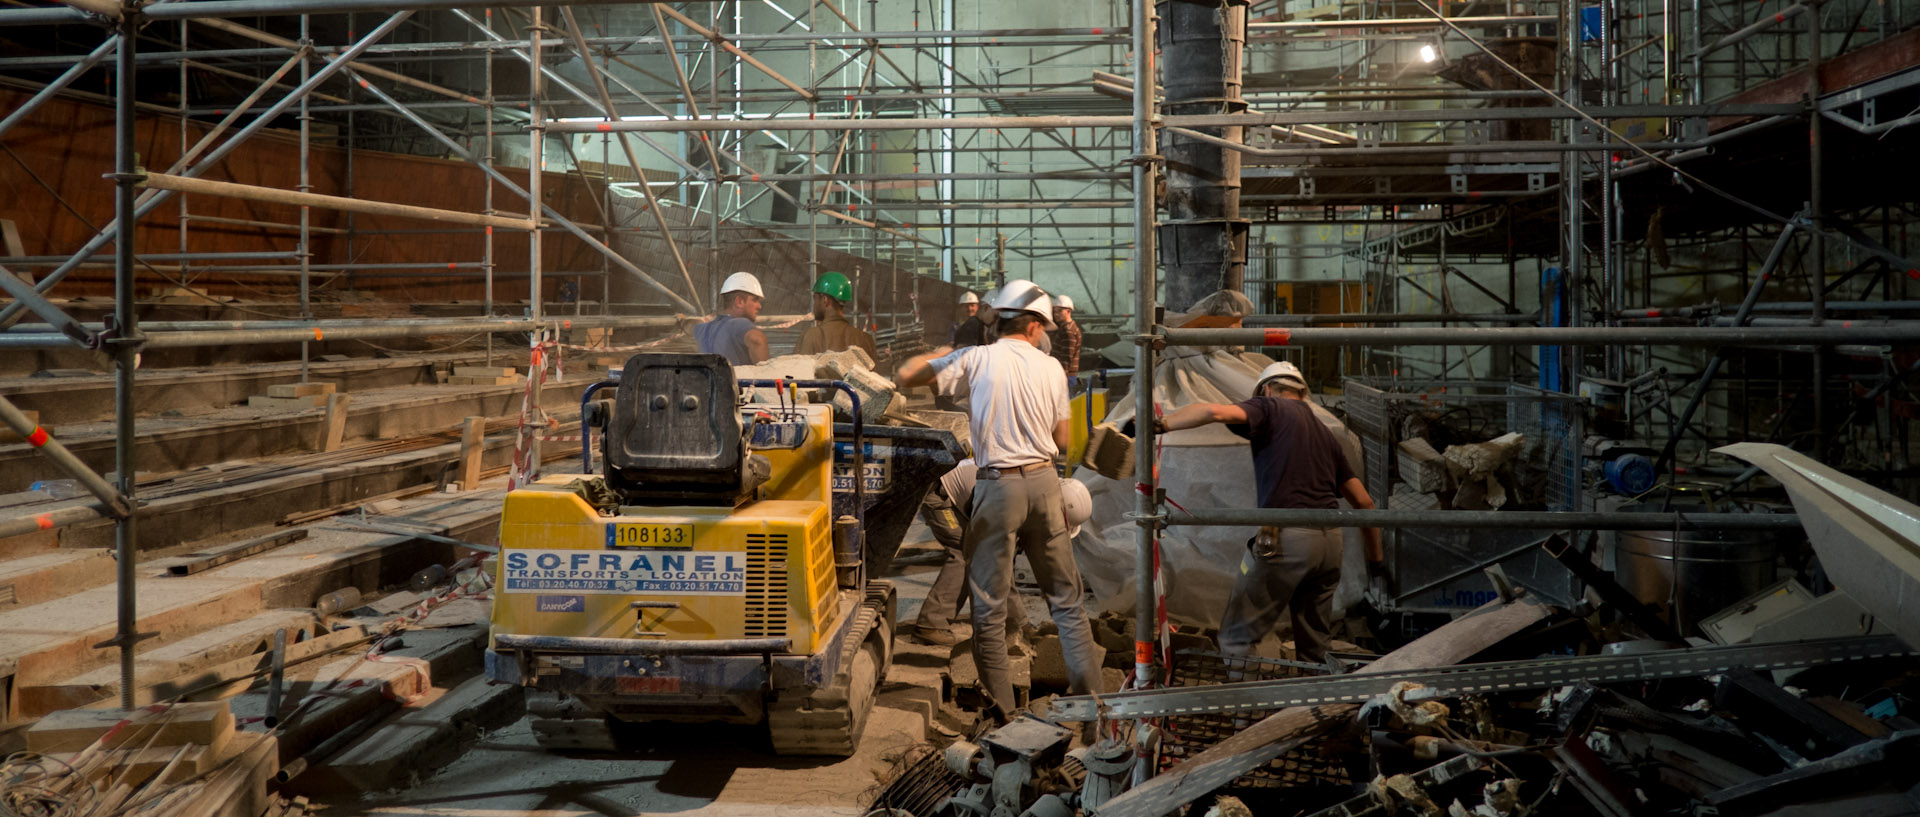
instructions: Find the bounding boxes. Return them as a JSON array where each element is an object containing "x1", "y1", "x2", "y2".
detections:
[{"x1": 1050, "y1": 636, "x2": 1914, "y2": 721}]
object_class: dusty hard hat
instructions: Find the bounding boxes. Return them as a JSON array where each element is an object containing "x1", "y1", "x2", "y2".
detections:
[
  {"x1": 1060, "y1": 477, "x2": 1092, "y2": 538},
  {"x1": 1055, "y1": 295, "x2": 1074, "y2": 311},
  {"x1": 986, "y1": 279, "x2": 1056, "y2": 330},
  {"x1": 1254, "y1": 360, "x2": 1307, "y2": 396},
  {"x1": 958, "y1": 291, "x2": 980, "y2": 305},
  {"x1": 720, "y1": 271, "x2": 764, "y2": 298},
  {"x1": 812, "y1": 271, "x2": 854, "y2": 302}
]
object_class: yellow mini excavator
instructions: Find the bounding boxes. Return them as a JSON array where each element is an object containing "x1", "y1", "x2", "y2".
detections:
[{"x1": 486, "y1": 353, "x2": 962, "y2": 755}]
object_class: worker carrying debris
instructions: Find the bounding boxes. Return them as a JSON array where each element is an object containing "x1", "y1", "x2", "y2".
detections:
[
  {"x1": 694, "y1": 272, "x2": 771, "y2": 365},
  {"x1": 1154, "y1": 360, "x2": 1388, "y2": 664},
  {"x1": 1048, "y1": 295, "x2": 1082, "y2": 376},
  {"x1": 796, "y1": 271, "x2": 879, "y2": 359},
  {"x1": 896, "y1": 279, "x2": 1105, "y2": 722}
]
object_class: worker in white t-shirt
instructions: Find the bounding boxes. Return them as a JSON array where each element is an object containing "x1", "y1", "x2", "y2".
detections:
[{"x1": 896, "y1": 280, "x2": 1104, "y2": 723}]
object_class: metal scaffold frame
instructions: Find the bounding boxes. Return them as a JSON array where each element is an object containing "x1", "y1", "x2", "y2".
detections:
[{"x1": 0, "y1": 0, "x2": 1915, "y2": 758}]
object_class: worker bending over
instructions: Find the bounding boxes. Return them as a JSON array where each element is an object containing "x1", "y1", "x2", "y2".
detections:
[
  {"x1": 796, "y1": 271, "x2": 879, "y2": 359},
  {"x1": 910, "y1": 458, "x2": 1094, "y2": 646},
  {"x1": 1153, "y1": 360, "x2": 1386, "y2": 665},
  {"x1": 694, "y1": 272, "x2": 770, "y2": 365},
  {"x1": 896, "y1": 280, "x2": 1104, "y2": 722}
]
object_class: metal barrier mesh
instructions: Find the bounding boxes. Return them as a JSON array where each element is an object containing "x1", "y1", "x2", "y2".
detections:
[{"x1": 1158, "y1": 651, "x2": 1354, "y2": 789}]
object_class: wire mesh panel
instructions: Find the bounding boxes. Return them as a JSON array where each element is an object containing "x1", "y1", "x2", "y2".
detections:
[
  {"x1": 1157, "y1": 651, "x2": 1355, "y2": 789},
  {"x1": 1338, "y1": 378, "x2": 1584, "y2": 611}
]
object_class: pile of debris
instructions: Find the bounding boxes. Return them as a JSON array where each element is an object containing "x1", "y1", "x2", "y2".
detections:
[{"x1": 867, "y1": 442, "x2": 1920, "y2": 817}]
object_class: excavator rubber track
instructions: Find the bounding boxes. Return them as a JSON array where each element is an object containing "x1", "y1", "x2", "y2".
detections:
[{"x1": 766, "y1": 585, "x2": 894, "y2": 756}]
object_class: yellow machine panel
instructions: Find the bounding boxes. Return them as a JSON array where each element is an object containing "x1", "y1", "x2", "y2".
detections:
[{"x1": 492, "y1": 404, "x2": 843, "y2": 656}]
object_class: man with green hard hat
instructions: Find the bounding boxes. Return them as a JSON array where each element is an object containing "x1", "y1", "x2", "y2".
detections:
[{"x1": 796, "y1": 270, "x2": 879, "y2": 359}]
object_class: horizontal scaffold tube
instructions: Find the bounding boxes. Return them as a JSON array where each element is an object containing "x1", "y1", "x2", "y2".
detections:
[
  {"x1": 139, "y1": 173, "x2": 536, "y2": 231},
  {"x1": 0, "y1": 314, "x2": 806, "y2": 350}
]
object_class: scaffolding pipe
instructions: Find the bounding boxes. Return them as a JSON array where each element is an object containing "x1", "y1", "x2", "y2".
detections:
[
  {"x1": 1128, "y1": 0, "x2": 1160, "y2": 694},
  {"x1": 1165, "y1": 508, "x2": 1802, "y2": 531},
  {"x1": 1161, "y1": 325, "x2": 1920, "y2": 346},
  {"x1": 111, "y1": 4, "x2": 141, "y2": 712},
  {"x1": 1249, "y1": 14, "x2": 1555, "y2": 28},
  {"x1": 0, "y1": 0, "x2": 727, "y2": 25},
  {"x1": 0, "y1": 13, "x2": 416, "y2": 329},
  {"x1": 0, "y1": 395, "x2": 133, "y2": 517},
  {"x1": 138, "y1": 173, "x2": 537, "y2": 230},
  {"x1": 656, "y1": 4, "x2": 816, "y2": 101},
  {"x1": 340, "y1": 68, "x2": 701, "y2": 314},
  {"x1": 1703, "y1": 2, "x2": 1809, "y2": 54},
  {"x1": 0, "y1": 35, "x2": 119, "y2": 141},
  {"x1": 196, "y1": 18, "x2": 478, "y2": 104}
]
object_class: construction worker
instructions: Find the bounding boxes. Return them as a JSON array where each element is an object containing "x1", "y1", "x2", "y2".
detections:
[
  {"x1": 694, "y1": 272, "x2": 770, "y2": 365},
  {"x1": 911, "y1": 459, "x2": 1087, "y2": 646},
  {"x1": 895, "y1": 280, "x2": 1104, "y2": 722},
  {"x1": 951, "y1": 291, "x2": 987, "y2": 347},
  {"x1": 1048, "y1": 295, "x2": 1082, "y2": 376},
  {"x1": 1152, "y1": 360, "x2": 1386, "y2": 665},
  {"x1": 795, "y1": 271, "x2": 879, "y2": 359}
]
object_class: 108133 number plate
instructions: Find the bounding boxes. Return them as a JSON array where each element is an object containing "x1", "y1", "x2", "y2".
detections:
[{"x1": 606, "y1": 522, "x2": 694, "y2": 549}]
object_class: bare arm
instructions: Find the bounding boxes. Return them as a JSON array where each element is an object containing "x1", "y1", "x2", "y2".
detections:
[
  {"x1": 895, "y1": 346, "x2": 952, "y2": 389},
  {"x1": 1159, "y1": 401, "x2": 1247, "y2": 432},
  {"x1": 1052, "y1": 419, "x2": 1071, "y2": 457},
  {"x1": 1338, "y1": 476, "x2": 1384, "y2": 562},
  {"x1": 744, "y1": 328, "x2": 770, "y2": 364}
]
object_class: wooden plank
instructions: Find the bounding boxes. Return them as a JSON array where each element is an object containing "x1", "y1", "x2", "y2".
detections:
[
  {"x1": 318, "y1": 393, "x2": 350, "y2": 452},
  {"x1": 0, "y1": 217, "x2": 23, "y2": 258},
  {"x1": 452, "y1": 366, "x2": 517, "y2": 377},
  {"x1": 446, "y1": 375, "x2": 520, "y2": 386},
  {"x1": 114, "y1": 624, "x2": 373, "y2": 709},
  {"x1": 459, "y1": 416, "x2": 485, "y2": 491},
  {"x1": 248, "y1": 395, "x2": 325, "y2": 409},
  {"x1": 27, "y1": 699, "x2": 234, "y2": 754},
  {"x1": 1095, "y1": 598, "x2": 1556, "y2": 817},
  {"x1": 267, "y1": 382, "x2": 336, "y2": 398},
  {"x1": 168, "y1": 529, "x2": 309, "y2": 576}
]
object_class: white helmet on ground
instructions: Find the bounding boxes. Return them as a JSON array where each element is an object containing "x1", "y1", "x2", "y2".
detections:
[
  {"x1": 1060, "y1": 477, "x2": 1092, "y2": 538},
  {"x1": 984, "y1": 279, "x2": 1056, "y2": 330},
  {"x1": 1056, "y1": 295, "x2": 1074, "y2": 311},
  {"x1": 959, "y1": 291, "x2": 980, "y2": 305},
  {"x1": 720, "y1": 271, "x2": 764, "y2": 299},
  {"x1": 1254, "y1": 360, "x2": 1308, "y2": 396}
]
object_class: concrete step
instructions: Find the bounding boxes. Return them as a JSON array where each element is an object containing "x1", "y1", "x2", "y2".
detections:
[
  {"x1": 16, "y1": 609, "x2": 321, "y2": 718},
  {"x1": 0, "y1": 351, "x2": 500, "y2": 424},
  {"x1": 0, "y1": 549, "x2": 115, "y2": 608},
  {"x1": 287, "y1": 674, "x2": 526, "y2": 796},
  {"x1": 0, "y1": 490, "x2": 504, "y2": 722},
  {"x1": 0, "y1": 384, "x2": 533, "y2": 494},
  {"x1": 0, "y1": 578, "x2": 270, "y2": 716}
]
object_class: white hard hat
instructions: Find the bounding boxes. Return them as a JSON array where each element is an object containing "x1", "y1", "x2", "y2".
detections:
[
  {"x1": 959, "y1": 291, "x2": 980, "y2": 305},
  {"x1": 1254, "y1": 360, "x2": 1307, "y2": 396},
  {"x1": 985, "y1": 280, "x2": 1056, "y2": 330},
  {"x1": 1056, "y1": 295, "x2": 1074, "y2": 311},
  {"x1": 720, "y1": 271, "x2": 764, "y2": 298},
  {"x1": 1060, "y1": 477, "x2": 1092, "y2": 538}
]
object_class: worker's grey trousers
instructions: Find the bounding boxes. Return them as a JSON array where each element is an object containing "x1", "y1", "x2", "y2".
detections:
[
  {"x1": 1217, "y1": 526, "x2": 1344, "y2": 665},
  {"x1": 915, "y1": 485, "x2": 1028, "y2": 634},
  {"x1": 964, "y1": 469, "x2": 1104, "y2": 718}
]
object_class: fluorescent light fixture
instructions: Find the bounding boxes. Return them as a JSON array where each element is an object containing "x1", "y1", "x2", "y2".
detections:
[{"x1": 1418, "y1": 43, "x2": 1438, "y2": 63}]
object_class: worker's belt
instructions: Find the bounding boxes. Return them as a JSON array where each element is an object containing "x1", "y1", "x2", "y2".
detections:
[{"x1": 977, "y1": 462, "x2": 1055, "y2": 480}]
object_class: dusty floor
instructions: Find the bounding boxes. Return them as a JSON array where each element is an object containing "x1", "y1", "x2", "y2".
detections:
[{"x1": 316, "y1": 522, "x2": 988, "y2": 817}]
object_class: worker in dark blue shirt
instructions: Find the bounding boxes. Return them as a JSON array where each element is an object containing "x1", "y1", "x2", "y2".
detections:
[{"x1": 1154, "y1": 361, "x2": 1386, "y2": 664}]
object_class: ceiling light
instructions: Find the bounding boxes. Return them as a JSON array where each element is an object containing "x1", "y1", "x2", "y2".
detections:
[{"x1": 1419, "y1": 43, "x2": 1438, "y2": 63}]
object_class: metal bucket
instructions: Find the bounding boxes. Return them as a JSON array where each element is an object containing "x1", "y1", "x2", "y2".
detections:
[{"x1": 1613, "y1": 504, "x2": 1781, "y2": 636}]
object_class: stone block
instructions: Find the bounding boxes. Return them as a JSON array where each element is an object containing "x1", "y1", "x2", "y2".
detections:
[{"x1": 267, "y1": 382, "x2": 337, "y2": 398}]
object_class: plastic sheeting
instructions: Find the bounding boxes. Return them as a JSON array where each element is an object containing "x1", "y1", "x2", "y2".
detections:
[{"x1": 1073, "y1": 349, "x2": 1370, "y2": 630}]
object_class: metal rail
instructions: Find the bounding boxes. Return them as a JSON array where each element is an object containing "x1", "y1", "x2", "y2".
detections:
[
  {"x1": 1165, "y1": 508, "x2": 1802, "y2": 530},
  {"x1": 1049, "y1": 636, "x2": 1915, "y2": 721}
]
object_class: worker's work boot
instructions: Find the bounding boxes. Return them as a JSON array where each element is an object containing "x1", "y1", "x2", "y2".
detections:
[{"x1": 912, "y1": 623, "x2": 959, "y2": 646}]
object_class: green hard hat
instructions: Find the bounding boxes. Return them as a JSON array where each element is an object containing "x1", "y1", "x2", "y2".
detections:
[{"x1": 812, "y1": 271, "x2": 854, "y2": 303}]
